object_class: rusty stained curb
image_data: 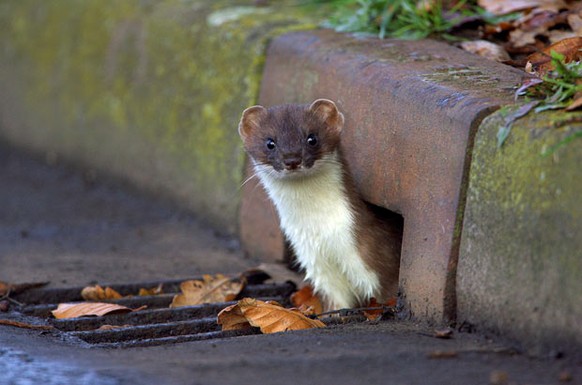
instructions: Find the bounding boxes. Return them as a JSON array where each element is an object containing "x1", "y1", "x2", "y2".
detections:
[{"x1": 240, "y1": 30, "x2": 524, "y2": 323}]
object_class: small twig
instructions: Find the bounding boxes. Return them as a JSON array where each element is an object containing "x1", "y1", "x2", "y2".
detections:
[
  {"x1": 315, "y1": 306, "x2": 393, "y2": 318},
  {"x1": 0, "y1": 290, "x2": 25, "y2": 307},
  {"x1": 0, "y1": 319, "x2": 54, "y2": 331}
]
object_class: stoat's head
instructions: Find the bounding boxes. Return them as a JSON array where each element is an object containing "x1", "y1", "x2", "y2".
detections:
[{"x1": 238, "y1": 99, "x2": 344, "y2": 179}]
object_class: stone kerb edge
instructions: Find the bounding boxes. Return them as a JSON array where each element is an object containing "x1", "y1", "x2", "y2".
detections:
[{"x1": 240, "y1": 29, "x2": 524, "y2": 322}]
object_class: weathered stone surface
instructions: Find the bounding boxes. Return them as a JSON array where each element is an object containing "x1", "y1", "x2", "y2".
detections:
[
  {"x1": 458, "y1": 109, "x2": 582, "y2": 355},
  {"x1": 0, "y1": 0, "x2": 322, "y2": 234},
  {"x1": 240, "y1": 30, "x2": 524, "y2": 321},
  {"x1": 239, "y1": 160, "x2": 286, "y2": 263}
]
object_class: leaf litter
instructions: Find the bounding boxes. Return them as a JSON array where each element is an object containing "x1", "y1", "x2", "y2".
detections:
[
  {"x1": 51, "y1": 302, "x2": 147, "y2": 319},
  {"x1": 0, "y1": 281, "x2": 48, "y2": 297},
  {"x1": 217, "y1": 298, "x2": 325, "y2": 334},
  {"x1": 81, "y1": 285, "x2": 123, "y2": 301},
  {"x1": 13, "y1": 266, "x2": 396, "y2": 334},
  {"x1": 81, "y1": 283, "x2": 164, "y2": 301},
  {"x1": 170, "y1": 274, "x2": 245, "y2": 308},
  {"x1": 290, "y1": 285, "x2": 323, "y2": 315}
]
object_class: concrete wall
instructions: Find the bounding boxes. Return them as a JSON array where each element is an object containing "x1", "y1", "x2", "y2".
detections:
[
  {"x1": 0, "y1": 0, "x2": 321, "y2": 234},
  {"x1": 458, "y1": 109, "x2": 582, "y2": 355}
]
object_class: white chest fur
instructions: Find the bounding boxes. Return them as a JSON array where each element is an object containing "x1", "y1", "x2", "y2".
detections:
[{"x1": 255, "y1": 152, "x2": 380, "y2": 309}]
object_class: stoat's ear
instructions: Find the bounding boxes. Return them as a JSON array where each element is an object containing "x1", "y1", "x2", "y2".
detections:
[
  {"x1": 309, "y1": 99, "x2": 344, "y2": 133},
  {"x1": 238, "y1": 105, "x2": 267, "y2": 141}
]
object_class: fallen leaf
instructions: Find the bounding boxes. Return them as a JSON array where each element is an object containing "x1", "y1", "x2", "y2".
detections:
[
  {"x1": 362, "y1": 297, "x2": 397, "y2": 321},
  {"x1": 434, "y1": 327, "x2": 454, "y2": 339},
  {"x1": 170, "y1": 274, "x2": 244, "y2": 308},
  {"x1": 81, "y1": 285, "x2": 123, "y2": 301},
  {"x1": 51, "y1": 302, "x2": 146, "y2": 319},
  {"x1": 385, "y1": 297, "x2": 397, "y2": 307},
  {"x1": 548, "y1": 30, "x2": 579, "y2": 44},
  {"x1": 0, "y1": 281, "x2": 49, "y2": 296},
  {"x1": 567, "y1": 13, "x2": 582, "y2": 34},
  {"x1": 478, "y1": 0, "x2": 567, "y2": 15},
  {"x1": 460, "y1": 40, "x2": 511, "y2": 62},
  {"x1": 97, "y1": 324, "x2": 132, "y2": 330},
  {"x1": 362, "y1": 298, "x2": 383, "y2": 321},
  {"x1": 138, "y1": 284, "x2": 163, "y2": 296},
  {"x1": 490, "y1": 370, "x2": 509, "y2": 385},
  {"x1": 217, "y1": 302, "x2": 253, "y2": 331},
  {"x1": 218, "y1": 298, "x2": 325, "y2": 334},
  {"x1": 508, "y1": 28, "x2": 539, "y2": 49},
  {"x1": 566, "y1": 93, "x2": 582, "y2": 111},
  {"x1": 427, "y1": 350, "x2": 458, "y2": 359},
  {"x1": 527, "y1": 37, "x2": 582, "y2": 74},
  {"x1": 290, "y1": 285, "x2": 323, "y2": 315},
  {"x1": 508, "y1": 9, "x2": 570, "y2": 49},
  {"x1": 240, "y1": 298, "x2": 325, "y2": 333}
]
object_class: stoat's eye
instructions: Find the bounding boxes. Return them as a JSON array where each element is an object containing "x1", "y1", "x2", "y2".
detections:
[
  {"x1": 306, "y1": 133, "x2": 318, "y2": 147},
  {"x1": 266, "y1": 138, "x2": 276, "y2": 150}
]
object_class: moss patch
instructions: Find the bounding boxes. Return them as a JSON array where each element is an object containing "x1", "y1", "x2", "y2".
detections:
[
  {"x1": 458, "y1": 108, "x2": 582, "y2": 354},
  {"x1": 0, "y1": 0, "x2": 327, "y2": 233}
]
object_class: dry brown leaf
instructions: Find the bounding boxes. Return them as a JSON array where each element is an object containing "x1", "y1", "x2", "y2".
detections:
[
  {"x1": 138, "y1": 284, "x2": 163, "y2": 296},
  {"x1": 290, "y1": 285, "x2": 323, "y2": 315},
  {"x1": 566, "y1": 93, "x2": 582, "y2": 111},
  {"x1": 427, "y1": 350, "x2": 458, "y2": 359},
  {"x1": 218, "y1": 298, "x2": 325, "y2": 334},
  {"x1": 548, "y1": 30, "x2": 579, "y2": 44},
  {"x1": 362, "y1": 298, "x2": 384, "y2": 321},
  {"x1": 0, "y1": 282, "x2": 11, "y2": 297},
  {"x1": 460, "y1": 40, "x2": 511, "y2": 62},
  {"x1": 81, "y1": 285, "x2": 123, "y2": 301},
  {"x1": 478, "y1": 0, "x2": 567, "y2": 15},
  {"x1": 97, "y1": 324, "x2": 132, "y2": 330},
  {"x1": 509, "y1": 28, "x2": 539, "y2": 49},
  {"x1": 51, "y1": 302, "x2": 145, "y2": 319},
  {"x1": 217, "y1": 303, "x2": 252, "y2": 331},
  {"x1": 238, "y1": 298, "x2": 325, "y2": 334},
  {"x1": 434, "y1": 327, "x2": 454, "y2": 339},
  {"x1": 568, "y1": 13, "x2": 582, "y2": 34},
  {"x1": 508, "y1": 9, "x2": 569, "y2": 48},
  {"x1": 361, "y1": 297, "x2": 397, "y2": 321},
  {"x1": 170, "y1": 274, "x2": 244, "y2": 308},
  {"x1": 0, "y1": 281, "x2": 49, "y2": 296},
  {"x1": 490, "y1": 370, "x2": 509, "y2": 385},
  {"x1": 527, "y1": 36, "x2": 582, "y2": 74}
]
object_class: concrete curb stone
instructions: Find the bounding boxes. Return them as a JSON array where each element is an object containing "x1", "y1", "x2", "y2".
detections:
[{"x1": 241, "y1": 29, "x2": 525, "y2": 323}]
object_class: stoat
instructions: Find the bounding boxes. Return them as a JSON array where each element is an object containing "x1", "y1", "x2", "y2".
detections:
[{"x1": 238, "y1": 99, "x2": 400, "y2": 310}]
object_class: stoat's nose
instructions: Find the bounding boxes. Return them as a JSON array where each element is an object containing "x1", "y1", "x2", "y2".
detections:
[{"x1": 283, "y1": 157, "x2": 302, "y2": 170}]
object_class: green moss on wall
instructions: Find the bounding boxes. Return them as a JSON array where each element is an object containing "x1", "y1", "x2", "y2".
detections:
[
  {"x1": 458, "y1": 108, "x2": 582, "y2": 354},
  {"x1": 0, "y1": 0, "x2": 326, "y2": 233}
]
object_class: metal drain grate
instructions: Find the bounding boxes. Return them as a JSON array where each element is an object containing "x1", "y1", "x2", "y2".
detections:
[{"x1": 11, "y1": 278, "x2": 296, "y2": 348}]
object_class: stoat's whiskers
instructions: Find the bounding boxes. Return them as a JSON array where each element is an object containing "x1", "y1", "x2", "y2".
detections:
[{"x1": 239, "y1": 172, "x2": 259, "y2": 189}]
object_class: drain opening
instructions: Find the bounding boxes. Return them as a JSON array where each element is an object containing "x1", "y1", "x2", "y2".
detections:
[
  {"x1": 366, "y1": 200, "x2": 404, "y2": 272},
  {"x1": 11, "y1": 277, "x2": 296, "y2": 348}
]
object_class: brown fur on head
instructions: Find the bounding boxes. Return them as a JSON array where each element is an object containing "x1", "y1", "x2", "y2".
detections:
[{"x1": 238, "y1": 99, "x2": 345, "y2": 172}]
